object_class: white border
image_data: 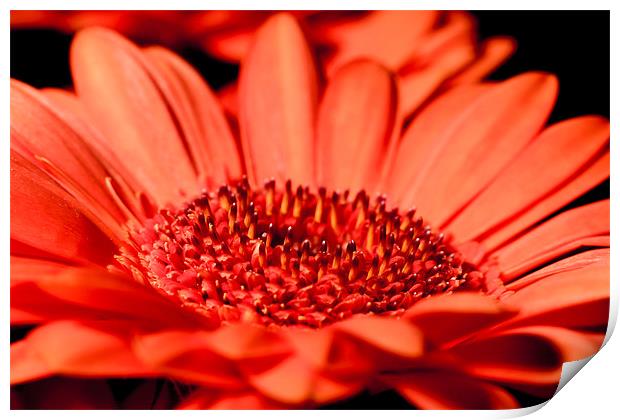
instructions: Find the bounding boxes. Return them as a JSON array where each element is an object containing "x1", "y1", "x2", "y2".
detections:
[{"x1": 3, "y1": 1, "x2": 617, "y2": 419}]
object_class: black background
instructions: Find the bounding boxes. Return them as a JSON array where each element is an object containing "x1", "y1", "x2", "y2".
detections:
[{"x1": 9, "y1": 11, "x2": 610, "y2": 409}]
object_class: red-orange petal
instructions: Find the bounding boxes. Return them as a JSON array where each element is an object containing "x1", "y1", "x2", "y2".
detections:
[
  {"x1": 11, "y1": 79, "x2": 126, "y2": 230},
  {"x1": 507, "y1": 248, "x2": 610, "y2": 292},
  {"x1": 398, "y1": 73, "x2": 558, "y2": 226},
  {"x1": 11, "y1": 321, "x2": 155, "y2": 384},
  {"x1": 446, "y1": 329, "x2": 563, "y2": 397},
  {"x1": 70, "y1": 27, "x2": 198, "y2": 206},
  {"x1": 11, "y1": 258, "x2": 205, "y2": 328},
  {"x1": 501, "y1": 261, "x2": 609, "y2": 330},
  {"x1": 386, "y1": 372, "x2": 519, "y2": 409},
  {"x1": 491, "y1": 200, "x2": 609, "y2": 279},
  {"x1": 483, "y1": 152, "x2": 609, "y2": 251},
  {"x1": 133, "y1": 331, "x2": 245, "y2": 389},
  {"x1": 238, "y1": 13, "x2": 318, "y2": 187},
  {"x1": 323, "y1": 11, "x2": 440, "y2": 74},
  {"x1": 386, "y1": 84, "x2": 491, "y2": 204},
  {"x1": 334, "y1": 316, "x2": 424, "y2": 359},
  {"x1": 10, "y1": 151, "x2": 116, "y2": 265},
  {"x1": 498, "y1": 326, "x2": 604, "y2": 363},
  {"x1": 315, "y1": 60, "x2": 397, "y2": 192},
  {"x1": 403, "y1": 293, "x2": 517, "y2": 347},
  {"x1": 447, "y1": 116, "x2": 610, "y2": 244},
  {"x1": 449, "y1": 36, "x2": 517, "y2": 86},
  {"x1": 143, "y1": 46, "x2": 242, "y2": 185}
]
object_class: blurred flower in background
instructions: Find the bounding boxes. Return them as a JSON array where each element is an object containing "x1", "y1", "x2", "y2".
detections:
[
  {"x1": 11, "y1": 10, "x2": 515, "y2": 117},
  {"x1": 10, "y1": 11, "x2": 609, "y2": 410}
]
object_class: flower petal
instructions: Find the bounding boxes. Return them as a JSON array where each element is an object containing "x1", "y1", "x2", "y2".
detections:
[
  {"x1": 449, "y1": 36, "x2": 516, "y2": 85},
  {"x1": 501, "y1": 261, "x2": 609, "y2": 330},
  {"x1": 397, "y1": 72, "x2": 558, "y2": 226},
  {"x1": 483, "y1": 152, "x2": 609, "y2": 251},
  {"x1": 507, "y1": 248, "x2": 610, "y2": 292},
  {"x1": 446, "y1": 329, "x2": 563, "y2": 396},
  {"x1": 403, "y1": 293, "x2": 517, "y2": 347},
  {"x1": 10, "y1": 151, "x2": 116, "y2": 265},
  {"x1": 11, "y1": 79, "x2": 126, "y2": 229},
  {"x1": 386, "y1": 84, "x2": 490, "y2": 204},
  {"x1": 334, "y1": 316, "x2": 424, "y2": 359},
  {"x1": 323, "y1": 11, "x2": 439, "y2": 73},
  {"x1": 71, "y1": 27, "x2": 198, "y2": 206},
  {"x1": 11, "y1": 321, "x2": 154, "y2": 384},
  {"x1": 239, "y1": 13, "x2": 318, "y2": 187},
  {"x1": 133, "y1": 331, "x2": 245, "y2": 389},
  {"x1": 11, "y1": 258, "x2": 205, "y2": 328},
  {"x1": 447, "y1": 116, "x2": 610, "y2": 244},
  {"x1": 491, "y1": 200, "x2": 609, "y2": 279},
  {"x1": 315, "y1": 60, "x2": 397, "y2": 192},
  {"x1": 385, "y1": 372, "x2": 519, "y2": 409},
  {"x1": 498, "y1": 326, "x2": 604, "y2": 363},
  {"x1": 143, "y1": 46, "x2": 242, "y2": 185}
]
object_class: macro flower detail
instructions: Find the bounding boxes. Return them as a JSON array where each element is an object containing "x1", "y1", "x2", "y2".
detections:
[
  {"x1": 119, "y1": 179, "x2": 482, "y2": 329},
  {"x1": 10, "y1": 13, "x2": 609, "y2": 410}
]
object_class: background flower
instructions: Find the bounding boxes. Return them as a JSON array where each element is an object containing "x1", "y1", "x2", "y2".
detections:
[{"x1": 10, "y1": 11, "x2": 610, "y2": 410}]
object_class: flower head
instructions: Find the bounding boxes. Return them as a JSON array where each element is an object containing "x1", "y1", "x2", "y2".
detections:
[{"x1": 11, "y1": 13, "x2": 609, "y2": 409}]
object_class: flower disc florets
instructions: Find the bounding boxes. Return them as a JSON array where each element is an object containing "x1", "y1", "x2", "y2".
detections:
[{"x1": 117, "y1": 177, "x2": 482, "y2": 329}]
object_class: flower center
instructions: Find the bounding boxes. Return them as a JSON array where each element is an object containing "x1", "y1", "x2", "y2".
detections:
[{"x1": 116, "y1": 178, "x2": 483, "y2": 329}]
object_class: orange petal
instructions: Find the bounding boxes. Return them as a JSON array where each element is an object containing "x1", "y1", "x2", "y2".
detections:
[
  {"x1": 491, "y1": 200, "x2": 609, "y2": 279},
  {"x1": 10, "y1": 151, "x2": 116, "y2": 265},
  {"x1": 397, "y1": 45, "x2": 475, "y2": 118},
  {"x1": 386, "y1": 372, "x2": 519, "y2": 409},
  {"x1": 501, "y1": 261, "x2": 609, "y2": 330},
  {"x1": 11, "y1": 321, "x2": 154, "y2": 384},
  {"x1": 11, "y1": 258, "x2": 205, "y2": 328},
  {"x1": 70, "y1": 27, "x2": 198, "y2": 206},
  {"x1": 334, "y1": 316, "x2": 424, "y2": 359},
  {"x1": 238, "y1": 13, "x2": 318, "y2": 187},
  {"x1": 208, "y1": 323, "x2": 292, "y2": 362},
  {"x1": 498, "y1": 326, "x2": 604, "y2": 363},
  {"x1": 143, "y1": 46, "x2": 242, "y2": 185},
  {"x1": 386, "y1": 84, "x2": 491, "y2": 204},
  {"x1": 11, "y1": 80, "x2": 126, "y2": 229},
  {"x1": 398, "y1": 72, "x2": 558, "y2": 226},
  {"x1": 447, "y1": 116, "x2": 610, "y2": 244},
  {"x1": 217, "y1": 82, "x2": 239, "y2": 117},
  {"x1": 483, "y1": 152, "x2": 609, "y2": 251},
  {"x1": 395, "y1": 12, "x2": 478, "y2": 116},
  {"x1": 507, "y1": 249, "x2": 610, "y2": 292},
  {"x1": 324, "y1": 11, "x2": 440, "y2": 73},
  {"x1": 199, "y1": 26, "x2": 257, "y2": 62},
  {"x1": 133, "y1": 331, "x2": 244, "y2": 388},
  {"x1": 315, "y1": 60, "x2": 397, "y2": 192},
  {"x1": 446, "y1": 329, "x2": 563, "y2": 396},
  {"x1": 403, "y1": 293, "x2": 517, "y2": 347},
  {"x1": 449, "y1": 36, "x2": 517, "y2": 85},
  {"x1": 284, "y1": 327, "x2": 333, "y2": 369},
  {"x1": 247, "y1": 355, "x2": 315, "y2": 405}
]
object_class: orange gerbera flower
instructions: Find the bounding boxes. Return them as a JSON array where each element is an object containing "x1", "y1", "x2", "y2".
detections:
[
  {"x1": 10, "y1": 14, "x2": 609, "y2": 410},
  {"x1": 11, "y1": 10, "x2": 514, "y2": 117}
]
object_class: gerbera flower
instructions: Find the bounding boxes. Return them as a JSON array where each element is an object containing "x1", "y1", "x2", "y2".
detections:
[
  {"x1": 11, "y1": 10, "x2": 514, "y2": 117},
  {"x1": 11, "y1": 14, "x2": 609, "y2": 410}
]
